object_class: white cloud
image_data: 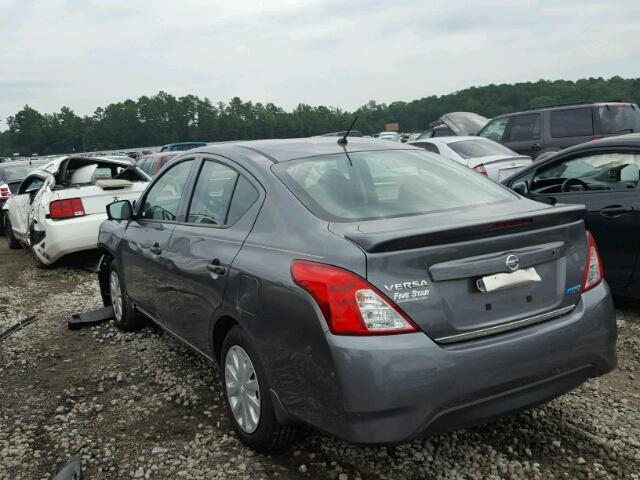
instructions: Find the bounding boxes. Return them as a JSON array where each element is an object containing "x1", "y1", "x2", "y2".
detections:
[{"x1": 1, "y1": 0, "x2": 639, "y2": 126}]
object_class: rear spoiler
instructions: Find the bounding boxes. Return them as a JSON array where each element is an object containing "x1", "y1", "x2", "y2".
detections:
[{"x1": 343, "y1": 204, "x2": 586, "y2": 253}]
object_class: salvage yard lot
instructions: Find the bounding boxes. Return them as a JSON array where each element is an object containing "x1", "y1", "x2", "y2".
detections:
[{"x1": 1, "y1": 242, "x2": 639, "y2": 480}]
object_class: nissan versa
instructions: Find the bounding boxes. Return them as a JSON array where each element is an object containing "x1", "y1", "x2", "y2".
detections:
[{"x1": 96, "y1": 137, "x2": 617, "y2": 452}]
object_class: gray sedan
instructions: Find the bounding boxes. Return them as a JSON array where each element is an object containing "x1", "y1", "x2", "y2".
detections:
[{"x1": 97, "y1": 137, "x2": 616, "y2": 452}]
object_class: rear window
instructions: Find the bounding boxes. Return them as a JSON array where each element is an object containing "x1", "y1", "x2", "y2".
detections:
[
  {"x1": 598, "y1": 104, "x2": 640, "y2": 134},
  {"x1": 274, "y1": 150, "x2": 514, "y2": 222},
  {"x1": 0, "y1": 166, "x2": 33, "y2": 181},
  {"x1": 448, "y1": 139, "x2": 516, "y2": 159},
  {"x1": 550, "y1": 108, "x2": 593, "y2": 138}
]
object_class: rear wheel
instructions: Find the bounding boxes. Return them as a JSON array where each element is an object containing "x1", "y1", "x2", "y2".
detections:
[
  {"x1": 108, "y1": 262, "x2": 145, "y2": 331},
  {"x1": 220, "y1": 326, "x2": 296, "y2": 452},
  {"x1": 4, "y1": 215, "x2": 21, "y2": 250}
]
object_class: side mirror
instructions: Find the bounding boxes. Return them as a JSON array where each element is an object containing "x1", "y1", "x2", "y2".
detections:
[
  {"x1": 512, "y1": 181, "x2": 529, "y2": 195},
  {"x1": 106, "y1": 200, "x2": 133, "y2": 221}
]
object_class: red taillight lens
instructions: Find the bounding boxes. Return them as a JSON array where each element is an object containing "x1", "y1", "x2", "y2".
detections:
[
  {"x1": 0, "y1": 184, "x2": 10, "y2": 199},
  {"x1": 49, "y1": 198, "x2": 86, "y2": 220},
  {"x1": 291, "y1": 260, "x2": 418, "y2": 335},
  {"x1": 582, "y1": 231, "x2": 604, "y2": 293},
  {"x1": 473, "y1": 164, "x2": 488, "y2": 176}
]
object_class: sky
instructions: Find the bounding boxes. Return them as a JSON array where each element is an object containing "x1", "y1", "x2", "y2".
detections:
[{"x1": 1, "y1": 0, "x2": 639, "y2": 127}]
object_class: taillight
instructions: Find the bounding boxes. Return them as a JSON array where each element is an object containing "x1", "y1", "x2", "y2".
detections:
[
  {"x1": 582, "y1": 231, "x2": 604, "y2": 293},
  {"x1": 291, "y1": 260, "x2": 418, "y2": 335},
  {"x1": 473, "y1": 164, "x2": 488, "y2": 176},
  {"x1": 49, "y1": 198, "x2": 86, "y2": 220},
  {"x1": 0, "y1": 184, "x2": 10, "y2": 199}
]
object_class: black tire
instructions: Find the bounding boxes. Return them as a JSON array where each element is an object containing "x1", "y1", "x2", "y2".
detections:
[
  {"x1": 220, "y1": 326, "x2": 296, "y2": 452},
  {"x1": 107, "y1": 262, "x2": 145, "y2": 331},
  {"x1": 4, "y1": 215, "x2": 21, "y2": 250}
]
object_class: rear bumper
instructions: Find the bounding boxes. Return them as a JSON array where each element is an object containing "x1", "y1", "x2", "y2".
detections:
[
  {"x1": 301, "y1": 281, "x2": 616, "y2": 444},
  {"x1": 32, "y1": 214, "x2": 106, "y2": 264}
]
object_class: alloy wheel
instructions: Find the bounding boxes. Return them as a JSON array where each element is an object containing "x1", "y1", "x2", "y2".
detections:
[
  {"x1": 225, "y1": 345, "x2": 261, "y2": 433},
  {"x1": 109, "y1": 271, "x2": 123, "y2": 322}
]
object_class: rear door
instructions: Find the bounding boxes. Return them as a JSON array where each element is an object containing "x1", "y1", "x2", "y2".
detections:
[
  {"x1": 548, "y1": 107, "x2": 595, "y2": 150},
  {"x1": 503, "y1": 113, "x2": 543, "y2": 157},
  {"x1": 162, "y1": 155, "x2": 263, "y2": 354},
  {"x1": 120, "y1": 158, "x2": 196, "y2": 318},
  {"x1": 526, "y1": 151, "x2": 640, "y2": 290}
]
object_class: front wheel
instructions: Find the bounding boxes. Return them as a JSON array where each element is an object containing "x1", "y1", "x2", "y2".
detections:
[
  {"x1": 220, "y1": 326, "x2": 296, "y2": 452},
  {"x1": 4, "y1": 215, "x2": 21, "y2": 249}
]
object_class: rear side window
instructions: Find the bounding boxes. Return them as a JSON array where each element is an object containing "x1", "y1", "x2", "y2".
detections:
[
  {"x1": 432, "y1": 127, "x2": 455, "y2": 137},
  {"x1": 598, "y1": 104, "x2": 640, "y2": 134},
  {"x1": 550, "y1": 108, "x2": 593, "y2": 138},
  {"x1": 479, "y1": 117, "x2": 509, "y2": 142},
  {"x1": 140, "y1": 160, "x2": 194, "y2": 221},
  {"x1": 186, "y1": 160, "x2": 259, "y2": 226},
  {"x1": 448, "y1": 139, "x2": 516, "y2": 159},
  {"x1": 413, "y1": 142, "x2": 439, "y2": 154},
  {"x1": 275, "y1": 150, "x2": 514, "y2": 222},
  {"x1": 506, "y1": 114, "x2": 541, "y2": 141}
]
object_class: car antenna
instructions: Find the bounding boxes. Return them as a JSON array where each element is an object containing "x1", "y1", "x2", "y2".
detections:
[{"x1": 337, "y1": 116, "x2": 358, "y2": 146}]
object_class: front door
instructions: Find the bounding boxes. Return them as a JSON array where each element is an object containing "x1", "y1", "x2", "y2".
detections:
[
  {"x1": 9, "y1": 174, "x2": 46, "y2": 240},
  {"x1": 121, "y1": 158, "x2": 196, "y2": 318},
  {"x1": 528, "y1": 150, "x2": 640, "y2": 290},
  {"x1": 163, "y1": 156, "x2": 263, "y2": 355}
]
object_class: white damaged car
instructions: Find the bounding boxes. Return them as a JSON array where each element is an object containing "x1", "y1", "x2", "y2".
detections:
[{"x1": 3, "y1": 156, "x2": 149, "y2": 267}]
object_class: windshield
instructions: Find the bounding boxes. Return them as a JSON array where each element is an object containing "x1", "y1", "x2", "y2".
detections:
[
  {"x1": 274, "y1": 150, "x2": 515, "y2": 222},
  {"x1": 448, "y1": 138, "x2": 517, "y2": 159},
  {"x1": 1, "y1": 166, "x2": 33, "y2": 181},
  {"x1": 598, "y1": 104, "x2": 640, "y2": 134}
]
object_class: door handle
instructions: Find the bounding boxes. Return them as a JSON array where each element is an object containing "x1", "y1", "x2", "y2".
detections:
[
  {"x1": 207, "y1": 259, "x2": 226, "y2": 275},
  {"x1": 600, "y1": 205, "x2": 633, "y2": 218},
  {"x1": 530, "y1": 143, "x2": 541, "y2": 149},
  {"x1": 149, "y1": 242, "x2": 162, "y2": 255}
]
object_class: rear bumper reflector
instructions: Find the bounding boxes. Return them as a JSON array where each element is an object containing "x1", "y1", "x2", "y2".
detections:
[{"x1": 435, "y1": 304, "x2": 576, "y2": 344}]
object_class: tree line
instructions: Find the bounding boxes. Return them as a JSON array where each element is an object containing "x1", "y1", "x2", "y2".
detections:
[{"x1": 1, "y1": 76, "x2": 639, "y2": 157}]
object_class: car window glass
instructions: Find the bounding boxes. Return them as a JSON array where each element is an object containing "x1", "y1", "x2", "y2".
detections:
[
  {"x1": 479, "y1": 118, "x2": 509, "y2": 142},
  {"x1": 140, "y1": 160, "x2": 193, "y2": 221},
  {"x1": 414, "y1": 142, "x2": 439, "y2": 154},
  {"x1": 276, "y1": 150, "x2": 514, "y2": 221},
  {"x1": 598, "y1": 105, "x2": 640, "y2": 134},
  {"x1": 186, "y1": 161, "x2": 239, "y2": 225},
  {"x1": 550, "y1": 108, "x2": 593, "y2": 137},
  {"x1": 448, "y1": 139, "x2": 516, "y2": 159},
  {"x1": 227, "y1": 176, "x2": 260, "y2": 225},
  {"x1": 19, "y1": 176, "x2": 44, "y2": 194},
  {"x1": 3, "y1": 166, "x2": 32, "y2": 181},
  {"x1": 432, "y1": 127, "x2": 455, "y2": 137},
  {"x1": 507, "y1": 114, "x2": 541, "y2": 141},
  {"x1": 532, "y1": 152, "x2": 640, "y2": 192}
]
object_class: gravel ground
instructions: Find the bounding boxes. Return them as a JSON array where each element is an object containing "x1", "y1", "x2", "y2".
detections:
[{"x1": 1, "y1": 241, "x2": 639, "y2": 479}]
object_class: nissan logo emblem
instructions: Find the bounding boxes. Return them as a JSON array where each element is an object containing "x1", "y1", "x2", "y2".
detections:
[{"x1": 505, "y1": 254, "x2": 520, "y2": 272}]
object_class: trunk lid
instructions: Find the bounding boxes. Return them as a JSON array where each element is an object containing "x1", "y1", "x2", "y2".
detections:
[
  {"x1": 466, "y1": 155, "x2": 533, "y2": 181},
  {"x1": 437, "y1": 112, "x2": 490, "y2": 136},
  {"x1": 50, "y1": 182, "x2": 147, "y2": 215},
  {"x1": 330, "y1": 201, "x2": 588, "y2": 343}
]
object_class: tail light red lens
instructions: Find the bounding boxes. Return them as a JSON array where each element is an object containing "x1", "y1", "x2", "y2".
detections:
[
  {"x1": 291, "y1": 260, "x2": 418, "y2": 335},
  {"x1": 0, "y1": 184, "x2": 10, "y2": 199},
  {"x1": 473, "y1": 164, "x2": 488, "y2": 176},
  {"x1": 582, "y1": 231, "x2": 604, "y2": 293},
  {"x1": 49, "y1": 198, "x2": 86, "y2": 220}
]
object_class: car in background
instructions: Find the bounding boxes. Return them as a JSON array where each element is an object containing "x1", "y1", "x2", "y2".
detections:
[
  {"x1": 410, "y1": 136, "x2": 532, "y2": 181},
  {"x1": 378, "y1": 131, "x2": 401, "y2": 142},
  {"x1": 97, "y1": 137, "x2": 615, "y2": 452},
  {"x1": 137, "y1": 152, "x2": 179, "y2": 177},
  {"x1": 478, "y1": 102, "x2": 640, "y2": 160},
  {"x1": 417, "y1": 112, "x2": 490, "y2": 140},
  {"x1": 0, "y1": 160, "x2": 49, "y2": 233},
  {"x1": 503, "y1": 133, "x2": 640, "y2": 299},
  {"x1": 3, "y1": 156, "x2": 149, "y2": 267},
  {"x1": 160, "y1": 142, "x2": 208, "y2": 152}
]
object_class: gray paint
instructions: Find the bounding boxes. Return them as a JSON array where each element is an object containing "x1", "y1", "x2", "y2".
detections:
[{"x1": 98, "y1": 137, "x2": 617, "y2": 444}]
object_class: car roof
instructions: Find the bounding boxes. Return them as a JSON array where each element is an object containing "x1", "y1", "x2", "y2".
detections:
[
  {"x1": 190, "y1": 137, "x2": 417, "y2": 163},
  {"x1": 552, "y1": 133, "x2": 640, "y2": 157},
  {"x1": 412, "y1": 136, "x2": 481, "y2": 144},
  {"x1": 491, "y1": 102, "x2": 638, "y2": 119}
]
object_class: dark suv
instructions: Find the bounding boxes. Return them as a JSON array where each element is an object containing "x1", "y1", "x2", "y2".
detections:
[{"x1": 478, "y1": 102, "x2": 640, "y2": 159}]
